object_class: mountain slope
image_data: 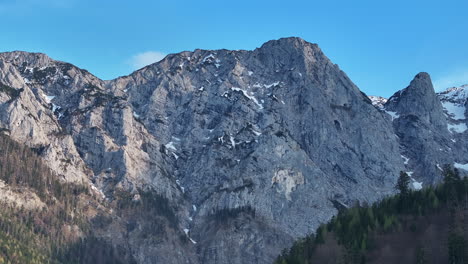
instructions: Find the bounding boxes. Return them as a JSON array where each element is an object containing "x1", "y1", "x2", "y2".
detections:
[
  {"x1": 0, "y1": 37, "x2": 466, "y2": 263},
  {"x1": 274, "y1": 167, "x2": 468, "y2": 264},
  {"x1": 0, "y1": 133, "x2": 132, "y2": 264}
]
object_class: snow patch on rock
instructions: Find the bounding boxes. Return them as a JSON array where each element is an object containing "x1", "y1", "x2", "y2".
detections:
[
  {"x1": 165, "y1": 141, "x2": 177, "y2": 151},
  {"x1": 454, "y1": 162, "x2": 468, "y2": 171},
  {"x1": 385, "y1": 111, "x2": 400, "y2": 120},
  {"x1": 400, "y1": 155, "x2": 410, "y2": 165},
  {"x1": 231, "y1": 87, "x2": 263, "y2": 109},
  {"x1": 448, "y1": 123, "x2": 467, "y2": 133},
  {"x1": 441, "y1": 101, "x2": 466, "y2": 120}
]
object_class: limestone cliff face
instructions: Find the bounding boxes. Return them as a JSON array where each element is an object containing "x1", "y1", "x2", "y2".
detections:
[
  {"x1": 383, "y1": 73, "x2": 467, "y2": 185},
  {"x1": 0, "y1": 38, "x2": 465, "y2": 264},
  {"x1": 0, "y1": 54, "x2": 94, "y2": 183}
]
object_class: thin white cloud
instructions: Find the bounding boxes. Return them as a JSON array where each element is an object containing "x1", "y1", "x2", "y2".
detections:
[
  {"x1": 433, "y1": 69, "x2": 468, "y2": 91},
  {"x1": 129, "y1": 51, "x2": 166, "y2": 70}
]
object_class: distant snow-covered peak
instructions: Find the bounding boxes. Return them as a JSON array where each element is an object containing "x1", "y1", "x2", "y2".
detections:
[
  {"x1": 368, "y1": 95, "x2": 388, "y2": 109},
  {"x1": 437, "y1": 85, "x2": 467, "y2": 122},
  {"x1": 438, "y1": 85, "x2": 468, "y2": 103}
]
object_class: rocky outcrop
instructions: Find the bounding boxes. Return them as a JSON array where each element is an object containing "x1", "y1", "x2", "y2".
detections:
[
  {"x1": 385, "y1": 73, "x2": 448, "y2": 130},
  {"x1": 0, "y1": 38, "x2": 466, "y2": 264},
  {"x1": 382, "y1": 74, "x2": 467, "y2": 186},
  {"x1": 0, "y1": 179, "x2": 46, "y2": 210}
]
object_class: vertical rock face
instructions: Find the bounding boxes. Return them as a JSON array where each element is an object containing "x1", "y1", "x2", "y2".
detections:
[
  {"x1": 0, "y1": 38, "x2": 466, "y2": 264},
  {"x1": 0, "y1": 55, "x2": 94, "y2": 183},
  {"x1": 383, "y1": 73, "x2": 466, "y2": 185},
  {"x1": 385, "y1": 72, "x2": 448, "y2": 130}
]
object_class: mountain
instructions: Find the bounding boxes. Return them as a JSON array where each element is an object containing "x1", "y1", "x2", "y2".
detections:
[
  {"x1": 0, "y1": 37, "x2": 467, "y2": 263},
  {"x1": 369, "y1": 82, "x2": 468, "y2": 185}
]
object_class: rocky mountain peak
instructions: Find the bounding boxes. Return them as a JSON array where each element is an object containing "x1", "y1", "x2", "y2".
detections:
[
  {"x1": 412, "y1": 71, "x2": 431, "y2": 82},
  {"x1": 259, "y1": 37, "x2": 317, "y2": 50},
  {"x1": 255, "y1": 37, "x2": 325, "y2": 68},
  {"x1": 398, "y1": 72, "x2": 434, "y2": 99},
  {"x1": 0, "y1": 50, "x2": 101, "y2": 88},
  {"x1": 438, "y1": 85, "x2": 468, "y2": 104},
  {"x1": 0, "y1": 51, "x2": 52, "y2": 65},
  {"x1": 385, "y1": 72, "x2": 447, "y2": 129},
  {"x1": 437, "y1": 85, "x2": 467, "y2": 134},
  {"x1": 0, "y1": 51, "x2": 59, "y2": 79},
  {"x1": 381, "y1": 73, "x2": 466, "y2": 186},
  {"x1": 406, "y1": 72, "x2": 437, "y2": 98},
  {"x1": 0, "y1": 39, "x2": 467, "y2": 264}
]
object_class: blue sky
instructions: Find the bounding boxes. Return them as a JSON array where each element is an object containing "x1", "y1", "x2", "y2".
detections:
[{"x1": 1, "y1": 0, "x2": 467, "y2": 97}]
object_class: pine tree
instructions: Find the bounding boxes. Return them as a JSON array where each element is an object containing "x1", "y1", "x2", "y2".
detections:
[
  {"x1": 443, "y1": 165, "x2": 461, "y2": 186},
  {"x1": 315, "y1": 226, "x2": 325, "y2": 244},
  {"x1": 396, "y1": 171, "x2": 411, "y2": 196}
]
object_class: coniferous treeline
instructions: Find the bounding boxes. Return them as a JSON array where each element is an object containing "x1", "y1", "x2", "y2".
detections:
[
  {"x1": 209, "y1": 206, "x2": 256, "y2": 226},
  {"x1": 113, "y1": 187, "x2": 180, "y2": 234},
  {"x1": 275, "y1": 167, "x2": 468, "y2": 264},
  {"x1": 0, "y1": 134, "x2": 89, "y2": 202},
  {"x1": 0, "y1": 134, "x2": 129, "y2": 263}
]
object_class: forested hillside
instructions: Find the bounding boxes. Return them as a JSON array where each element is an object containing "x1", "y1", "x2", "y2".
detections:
[
  {"x1": 275, "y1": 168, "x2": 468, "y2": 264},
  {"x1": 0, "y1": 133, "x2": 127, "y2": 264}
]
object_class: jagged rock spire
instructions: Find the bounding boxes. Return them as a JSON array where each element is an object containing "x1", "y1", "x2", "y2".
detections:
[{"x1": 385, "y1": 72, "x2": 447, "y2": 130}]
